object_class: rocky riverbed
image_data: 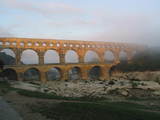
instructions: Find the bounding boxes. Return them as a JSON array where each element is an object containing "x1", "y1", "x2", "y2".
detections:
[{"x1": 10, "y1": 71, "x2": 160, "y2": 98}]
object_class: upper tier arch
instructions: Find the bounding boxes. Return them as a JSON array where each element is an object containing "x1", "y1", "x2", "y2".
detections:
[{"x1": 0, "y1": 37, "x2": 146, "y2": 65}]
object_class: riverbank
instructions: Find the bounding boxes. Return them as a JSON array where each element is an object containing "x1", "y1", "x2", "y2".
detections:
[
  {"x1": 1, "y1": 71, "x2": 160, "y2": 120},
  {"x1": 9, "y1": 71, "x2": 160, "y2": 99}
]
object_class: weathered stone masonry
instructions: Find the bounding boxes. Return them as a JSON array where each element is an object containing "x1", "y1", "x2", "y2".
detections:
[{"x1": 0, "y1": 37, "x2": 145, "y2": 82}]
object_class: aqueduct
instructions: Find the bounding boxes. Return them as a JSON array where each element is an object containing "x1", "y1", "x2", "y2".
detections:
[{"x1": 0, "y1": 37, "x2": 145, "y2": 82}]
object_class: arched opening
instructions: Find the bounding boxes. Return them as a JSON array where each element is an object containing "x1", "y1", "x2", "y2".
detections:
[
  {"x1": 0, "y1": 49, "x2": 16, "y2": 65},
  {"x1": 109, "y1": 65, "x2": 118, "y2": 77},
  {"x1": 84, "y1": 50, "x2": 100, "y2": 63},
  {"x1": 65, "y1": 50, "x2": 79, "y2": 63},
  {"x1": 0, "y1": 60, "x2": 4, "y2": 78},
  {"x1": 0, "y1": 60, "x2": 4, "y2": 70},
  {"x1": 119, "y1": 51, "x2": 127, "y2": 63},
  {"x1": 104, "y1": 51, "x2": 115, "y2": 63},
  {"x1": 44, "y1": 50, "x2": 60, "y2": 64},
  {"x1": 46, "y1": 67, "x2": 61, "y2": 81},
  {"x1": 68, "y1": 67, "x2": 81, "y2": 80},
  {"x1": 2, "y1": 68, "x2": 17, "y2": 81},
  {"x1": 88, "y1": 66, "x2": 101, "y2": 80},
  {"x1": 21, "y1": 49, "x2": 39, "y2": 64},
  {"x1": 24, "y1": 68, "x2": 40, "y2": 81},
  {"x1": 132, "y1": 51, "x2": 137, "y2": 58}
]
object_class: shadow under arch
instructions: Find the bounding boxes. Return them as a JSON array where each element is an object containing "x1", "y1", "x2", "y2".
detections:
[
  {"x1": 0, "y1": 59, "x2": 4, "y2": 70},
  {"x1": 24, "y1": 68, "x2": 40, "y2": 81},
  {"x1": 109, "y1": 65, "x2": 118, "y2": 77},
  {"x1": 46, "y1": 67, "x2": 61, "y2": 81},
  {"x1": 88, "y1": 66, "x2": 101, "y2": 80},
  {"x1": 68, "y1": 66, "x2": 81, "y2": 80},
  {"x1": 2, "y1": 68, "x2": 17, "y2": 81}
]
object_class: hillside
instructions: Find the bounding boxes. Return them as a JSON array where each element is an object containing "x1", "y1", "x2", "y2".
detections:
[
  {"x1": 0, "y1": 52, "x2": 15, "y2": 65},
  {"x1": 112, "y1": 47, "x2": 160, "y2": 72}
]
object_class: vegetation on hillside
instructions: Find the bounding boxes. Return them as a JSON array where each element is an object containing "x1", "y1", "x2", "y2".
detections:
[
  {"x1": 0, "y1": 52, "x2": 15, "y2": 65},
  {"x1": 113, "y1": 47, "x2": 160, "y2": 72}
]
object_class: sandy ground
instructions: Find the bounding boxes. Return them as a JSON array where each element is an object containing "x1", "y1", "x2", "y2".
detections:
[
  {"x1": 3, "y1": 91, "x2": 95, "y2": 120},
  {"x1": 2, "y1": 90, "x2": 160, "y2": 120},
  {"x1": 3, "y1": 91, "x2": 56, "y2": 120},
  {"x1": 0, "y1": 96, "x2": 22, "y2": 120}
]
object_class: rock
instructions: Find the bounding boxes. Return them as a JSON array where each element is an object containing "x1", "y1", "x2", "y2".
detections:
[
  {"x1": 7, "y1": 71, "x2": 160, "y2": 98},
  {"x1": 11, "y1": 81, "x2": 40, "y2": 91},
  {"x1": 40, "y1": 87, "x2": 50, "y2": 93},
  {"x1": 153, "y1": 90, "x2": 160, "y2": 96},
  {"x1": 137, "y1": 81, "x2": 160, "y2": 90},
  {"x1": 47, "y1": 90, "x2": 56, "y2": 94},
  {"x1": 120, "y1": 90, "x2": 128, "y2": 96}
]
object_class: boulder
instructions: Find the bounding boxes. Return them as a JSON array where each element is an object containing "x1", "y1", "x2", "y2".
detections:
[{"x1": 11, "y1": 81, "x2": 40, "y2": 91}]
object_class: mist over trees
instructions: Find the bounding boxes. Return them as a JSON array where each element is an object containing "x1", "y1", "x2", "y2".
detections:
[{"x1": 113, "y1": 47, "x2": 160, "y2": 72}]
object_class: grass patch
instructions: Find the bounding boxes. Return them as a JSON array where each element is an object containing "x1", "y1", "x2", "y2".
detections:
[
  {"x1": 0, "y1": 81, "x2": 12, "y2": 96},
  {"x1": 17, "y1": 89, "x2": 105, "y2": 102},
  {"x1": 0, "y1": 81, "x2": 10, "y2": 88},
  {"x1": 127, "y1": 96, "x2": 160, "y2": 101},
  {"x1": 30, "y1": 101, "x2": 160, "y2": 120}
]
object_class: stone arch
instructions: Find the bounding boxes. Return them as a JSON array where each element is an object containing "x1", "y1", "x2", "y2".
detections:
[
  {"x1": 68, "y1": 66, "x2": 81, "y2": 80},
  {"x1": 119, "y1": 50, "x2": 127, "y2": 62},
  {"x1": 108, "y1": 65, "x2": 118, "y2": 77},
  {"x1": 88, "y1": 66, "x2": 101, "y2": 80},
  {"x1": 65, "y1": 50, "x2": 79, "y2": 63},
  {"x1": 84, "y1": 50, "x2": 100, "y2": 63},
  {"x1": 24, "y1": 68, "x2": 40, "y2": 81},
  {"x1": 21, "y1": 49, "x2": 39, "y2": 64},
  {"x1": 132, "y1": 51, "x2": 137, "y2": 57},
  {"x1": 2, "y1": 68, "x2": 17, "y2": 80},
  {"x1": 0, "y1": 60, "x2": 4, "y2": 70},
  {"x1": 104, "y1": 50, "x2": 115, "y2": 63},
  {"x1": 0, "y1": 48, "x2": 16, "y2": 65},
  {"x1": 46, "y1": 67, "x2": 61, "y2": 81},
  {"x1": 44, "y1": 50, "x2": 60, "y2": 64}
]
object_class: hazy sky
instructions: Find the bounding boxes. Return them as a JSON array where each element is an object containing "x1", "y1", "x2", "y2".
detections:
[{"x1": 0, "y1": 0, "x2": 160, "y2": 46}]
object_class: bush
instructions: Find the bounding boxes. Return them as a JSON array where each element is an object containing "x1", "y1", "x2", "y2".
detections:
[
  {"x1": 131, "y1": 81, "x2": 139, "y2": 88},
  {"x1": 111, "y1": 48, "x2": 160, "y2": 73},
  {"x1": 108, "y1": 80, "x2": 115, "y2": 85}
]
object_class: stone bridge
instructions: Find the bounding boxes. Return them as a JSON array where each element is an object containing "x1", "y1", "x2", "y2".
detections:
[{"x1": 0, "y1": 38, "x2": 144, "y2": 82}]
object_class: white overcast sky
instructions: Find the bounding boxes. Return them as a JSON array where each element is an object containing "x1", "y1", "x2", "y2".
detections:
[{"x1": 0, "y1": 0, "x2": 160, "y2": 46}]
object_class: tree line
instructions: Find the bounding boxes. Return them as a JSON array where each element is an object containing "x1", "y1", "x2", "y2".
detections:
[{"x1": 113, "y1": 47, "x2": 160, "y2": 72}]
